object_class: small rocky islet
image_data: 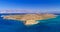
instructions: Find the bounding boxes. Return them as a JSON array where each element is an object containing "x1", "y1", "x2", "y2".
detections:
[{"x1": 1, "y1": 13, "x2": 57, "y2": 26}]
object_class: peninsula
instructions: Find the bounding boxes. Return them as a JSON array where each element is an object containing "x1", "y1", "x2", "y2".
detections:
[{"x1": 2, "y1": 13, "x2": 56, "y2": 26}]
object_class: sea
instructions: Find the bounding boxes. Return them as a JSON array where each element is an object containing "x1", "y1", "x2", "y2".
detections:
[{"x1": 0, "y1": 13, "x2": 60, "y2": 32}]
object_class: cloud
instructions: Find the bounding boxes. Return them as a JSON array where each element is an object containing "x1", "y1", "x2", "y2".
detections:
[
  {"x1": 0, "y1": 9, "x2": 60, "y2": 13},
  {"x1": 0, "y1": 10, "x2": 41, "y2": 13}
]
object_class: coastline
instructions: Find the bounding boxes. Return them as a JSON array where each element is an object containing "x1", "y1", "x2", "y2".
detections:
[{"x1": 0, "y1": 13, "x2": 57, "y2": 26}]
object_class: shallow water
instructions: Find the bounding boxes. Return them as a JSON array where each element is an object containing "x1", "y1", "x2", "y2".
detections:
[{"x1": 0, "y1": 14, "x2": 60, "y2": 32}]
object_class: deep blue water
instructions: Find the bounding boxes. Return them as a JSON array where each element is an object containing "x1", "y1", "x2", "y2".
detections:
[{"x1": 0, "y1": 14, "x2": 60, "y2": 32}]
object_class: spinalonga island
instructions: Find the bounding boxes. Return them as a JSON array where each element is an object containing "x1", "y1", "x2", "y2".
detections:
[{"x1": 1, "y1": 13, "x2": 57, "y2": 26}]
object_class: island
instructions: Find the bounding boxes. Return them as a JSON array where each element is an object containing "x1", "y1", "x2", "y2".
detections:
[{"x1": 1, "y1": 13, "x2": 57, "y2": 26}]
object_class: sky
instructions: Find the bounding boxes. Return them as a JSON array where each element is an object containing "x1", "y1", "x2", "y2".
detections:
[{"x1": 0, "y1": 0, "x2": 60, "y2": 13}]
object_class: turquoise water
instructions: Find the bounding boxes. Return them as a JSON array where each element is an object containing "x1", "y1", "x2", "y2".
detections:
[{"x1": 0, "y1": 14, "x2": 60, "y2": 32}]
